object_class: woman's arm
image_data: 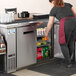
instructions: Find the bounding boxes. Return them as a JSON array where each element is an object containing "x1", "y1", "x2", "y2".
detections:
[
  {"x1": 71, "y1": 7, "x2": 76, "y2": 17},
  {"x1": 44, "y1": 16, "x2": 55, "y2": 37}
]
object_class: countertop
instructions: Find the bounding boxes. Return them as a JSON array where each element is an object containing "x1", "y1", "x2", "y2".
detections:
[{"x1": 0, "y1": 17, "x2": 59, "y2": 29}]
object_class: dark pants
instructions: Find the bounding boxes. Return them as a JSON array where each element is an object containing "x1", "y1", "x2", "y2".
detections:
[{"x1": 60, "y1": 18, "x2": 76, "y2": 65}]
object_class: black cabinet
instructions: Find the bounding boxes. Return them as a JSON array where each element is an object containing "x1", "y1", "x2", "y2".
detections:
[{"x1": 0, "y1": 54, "x2": 6, "y2": 72}]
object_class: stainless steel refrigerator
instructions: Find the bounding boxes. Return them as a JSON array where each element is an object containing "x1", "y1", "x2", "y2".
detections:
[{"x1": 0, "y1": 22, "x2": 37, "y2": 73}]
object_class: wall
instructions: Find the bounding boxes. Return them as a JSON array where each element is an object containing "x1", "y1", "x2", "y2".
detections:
[
  {"x1": 0, "y1": 0, "x2": 76, "y2": 14},
  {"x1": 64, "y1": 0, "x2": 76, "y2": 6},
  {"x1": 0, "y1": 0, "x2": 51, "y2": 14}
]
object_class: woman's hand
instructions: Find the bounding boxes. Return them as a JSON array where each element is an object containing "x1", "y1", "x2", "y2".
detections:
[
  {"x1": 44, "y1": 27, "x2": 49, "y2": 37},
  {"x1": 36, "y1": 22, "x2": 43, "y2": 26},
  {"x1": 44, "y1": 32, "x2": 48, "y2": 37}
]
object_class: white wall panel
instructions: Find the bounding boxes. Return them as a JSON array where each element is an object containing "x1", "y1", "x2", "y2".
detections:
[
  {"x1": 0, "y1": 0, "x2": 76, "y2": 14},
  {"x1": 0, "y1": 0, "x2": 51, "y2": 13}
]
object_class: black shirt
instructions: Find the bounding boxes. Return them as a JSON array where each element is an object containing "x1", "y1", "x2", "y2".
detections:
[{"x1": 49, "y1": 3, "x2": 74, "y2": 20}]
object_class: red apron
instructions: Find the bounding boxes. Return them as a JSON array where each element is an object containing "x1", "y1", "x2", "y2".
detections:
[
  {"x1": 59, "y1": 17, "x2": 76, "y2": 44},
  {"x1": 59, "y1": 18, "x2": 66, "y2": 44}
]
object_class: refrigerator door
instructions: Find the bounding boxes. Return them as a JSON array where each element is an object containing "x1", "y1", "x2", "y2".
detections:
[
  {"x1": 17, "y1": 25, "x2": 37, "y2": 69},
  {"x1": 54, "y1": 24, "x2": 64, "y2": 58}
]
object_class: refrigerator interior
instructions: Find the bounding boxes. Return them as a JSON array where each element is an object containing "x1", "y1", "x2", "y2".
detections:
[{"x1": 36, "y1": 21, "x2": 52, "y2": 62}]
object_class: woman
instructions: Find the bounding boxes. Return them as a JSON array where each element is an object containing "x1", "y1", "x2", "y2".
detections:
[{"x1": 44, "y1": 0, "x2": 76, "y2": 68}]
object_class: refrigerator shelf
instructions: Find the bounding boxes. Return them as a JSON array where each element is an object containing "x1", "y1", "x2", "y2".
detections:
[
  {"x1": 37, "y1": 35, "x2": 44, "y2": 38},
  {"x1": 0, "y1": 52, "x2": 6, "y2": 55},
  {"x1": 37, "y1": 44, "x2": 49, "y2": 48}
]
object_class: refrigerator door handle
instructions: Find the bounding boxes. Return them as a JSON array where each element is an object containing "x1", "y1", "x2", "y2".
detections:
[{"x1": 23, "y1": 31, "x2": 34, "y2": 35}]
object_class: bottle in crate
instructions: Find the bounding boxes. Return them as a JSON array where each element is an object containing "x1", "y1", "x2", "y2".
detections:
[
  {"x1": 37, "y1": 47, "x2": 43, "y2": 60},
  {"x1": 43, "y1": 47, "x2": 46, "y2": 58},
  {"x1": 45, "y1": 46, "x2": 49, "y2": 57},
  {"x1": 43, "y1": 46, "x2": 49, "y2": 58}
]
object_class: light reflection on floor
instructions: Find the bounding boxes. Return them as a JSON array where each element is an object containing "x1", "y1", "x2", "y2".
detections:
[{"x1": 12, "y1": 69, "x2": 51, "y2": 76}]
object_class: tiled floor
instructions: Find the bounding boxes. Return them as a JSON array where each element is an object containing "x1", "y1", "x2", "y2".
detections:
[{"x1": 12, "y1": 69, "x2": 50, "y2": 76}]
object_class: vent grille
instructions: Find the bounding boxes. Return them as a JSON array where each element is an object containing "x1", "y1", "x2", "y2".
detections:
[{"x1": 7, "y1": 57, "x2": 16, "y2": 72}]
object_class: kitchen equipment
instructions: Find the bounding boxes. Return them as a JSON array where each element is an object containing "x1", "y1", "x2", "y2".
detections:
[
  {"x1": 0, "y1": 13, "x2": 15, "y2": 23},
  {"x1": 0, "y1": 18, "x2": 52, "y2": 72},
  {"x1": 0, "y1": 22, "x2": 37, "y2": 72},
  {"x1": 0, "y1": 24, "x2": 17, "y2": 73},
  {"x1": 33, "y1": 14, "x2": 49, "y2": 19},
  {"x1": 18, "y1": 11, "x2": 29, "y2": 18},
  {"x1": 5, "y1": 8, "x2": 17, "y2": 14}
]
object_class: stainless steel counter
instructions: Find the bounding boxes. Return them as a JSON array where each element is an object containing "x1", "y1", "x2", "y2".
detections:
[
  {"x1": 0, "y1": 21, "x2": 39, "y2": 29},
  {"x1": 0, "y1": 18, "x2": 59, "y2": 29}
]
